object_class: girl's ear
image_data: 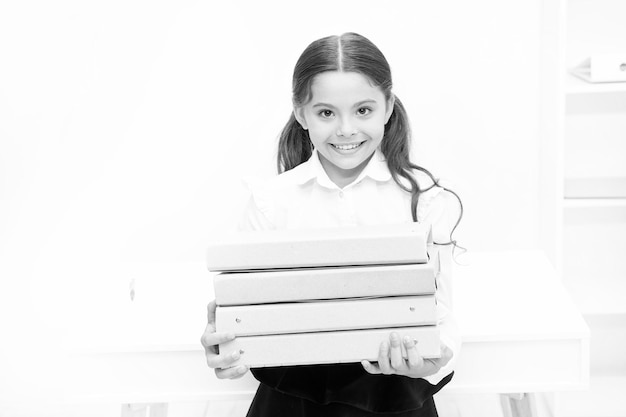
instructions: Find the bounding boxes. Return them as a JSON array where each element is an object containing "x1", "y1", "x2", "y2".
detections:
[
  {"x1": 294, "y1": 107, "x2": 308, "y2": 130},
  {"x1": 385, "y1": 95, "x2": 395, "y2": 124}
]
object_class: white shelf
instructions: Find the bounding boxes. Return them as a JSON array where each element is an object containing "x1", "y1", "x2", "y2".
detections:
[
  {"x1": 563, "y1": 198, "x2": 626, "y2": 208},
  {"x1": 566, "y1": 73, "x2": 626, "y2": 95},
  {"x1": 558, "y1": 0, "x2": 626, "y2": 323},
  {"x1": 564, "y1": 177, "x2": 626, "y2": 199}
]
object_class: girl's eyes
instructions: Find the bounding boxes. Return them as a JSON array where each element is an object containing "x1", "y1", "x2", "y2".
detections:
[{"x1": 317, "y1": 108, "x2": 372, "y2": 118}]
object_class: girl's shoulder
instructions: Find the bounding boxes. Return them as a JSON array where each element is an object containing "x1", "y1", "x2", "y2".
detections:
[
  {"x1": 240, "y1": 164, "x2": 312, "y2": 229},
  {"x1": 244, "y1": 163, "x2": 311, "y2": 201}
]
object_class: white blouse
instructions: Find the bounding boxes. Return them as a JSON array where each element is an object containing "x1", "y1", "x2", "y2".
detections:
[{"x1": 238, "y1": 148, "x2": 462, "y2": 385}]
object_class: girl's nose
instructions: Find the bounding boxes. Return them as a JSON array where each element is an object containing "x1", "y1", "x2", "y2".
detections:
[{"x1": 336, "y1": 119, "x2": 357, "y2": 137}]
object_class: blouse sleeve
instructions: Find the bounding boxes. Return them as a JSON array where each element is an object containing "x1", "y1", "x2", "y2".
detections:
[
  {"x1": 418, "y1": 186, "x2": 463, "y2": 385},
  {"x1": 237, "y1": 180, "x2": 275, "y2": 232}
]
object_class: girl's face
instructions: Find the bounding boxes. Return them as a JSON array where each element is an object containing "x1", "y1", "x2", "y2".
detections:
[{"x1": 294, "y1": 71, "x2": 394, "y2": 188}]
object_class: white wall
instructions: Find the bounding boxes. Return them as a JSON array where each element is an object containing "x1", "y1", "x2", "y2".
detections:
[{"x1": 0, "y1": 0, "x2": 543, "y2": 406}]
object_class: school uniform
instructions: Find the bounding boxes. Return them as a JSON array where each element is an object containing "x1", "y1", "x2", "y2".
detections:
[{"x1": 238, "y1": 148, "x2": 462, "y2": 416}]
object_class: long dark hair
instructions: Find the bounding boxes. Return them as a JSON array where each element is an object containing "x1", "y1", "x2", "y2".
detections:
[{"x1": 277, "y1": 32, "x2": 463, "y2": 247}]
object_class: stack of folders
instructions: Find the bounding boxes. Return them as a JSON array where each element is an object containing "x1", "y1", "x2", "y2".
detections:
[{"x1": 206, "y1": 223, "x2": 441, "y2": 368}]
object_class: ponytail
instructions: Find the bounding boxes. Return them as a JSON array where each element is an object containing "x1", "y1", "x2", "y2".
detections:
[
  {"x1": 380, "y1": 96, "x2": 422, "y2": 219},
  {"x1": 277, "y1": 113, "x2": 313, "y2": 174},
  {"x1": 382, "y1": 96, "x2": 465, "y2": 252}
]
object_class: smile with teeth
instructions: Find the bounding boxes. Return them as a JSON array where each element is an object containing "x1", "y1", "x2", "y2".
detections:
[{"x1": 330, "y1": 141, "x2": 366, "y2": 151}]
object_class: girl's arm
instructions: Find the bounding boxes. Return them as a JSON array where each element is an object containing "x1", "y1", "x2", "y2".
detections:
[{"x1": 362, "y1": 187, "x2": 462, "y2": 381}]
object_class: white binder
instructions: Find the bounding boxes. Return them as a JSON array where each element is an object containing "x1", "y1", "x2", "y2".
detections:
[
  {"x1": 216, "y1": 295, "x2": 437, "y2": 336},
  {"x1": 219, "y1": 326, "x2": 441, "y2": 368},
  {"x1": 214, "y1": 252, "x2": 439, "y2": 306},
  {"x1": 206, "y1": 223, "x2": 432, "y2": 271}
]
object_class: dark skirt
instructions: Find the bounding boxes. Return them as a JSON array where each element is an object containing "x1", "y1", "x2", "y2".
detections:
[{"x1": 246, "y1": 363, "x2": 453, "y2": 417}]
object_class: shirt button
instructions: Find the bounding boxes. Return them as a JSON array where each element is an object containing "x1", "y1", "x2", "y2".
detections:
[{"x1": 339, "y1": 191, "x2": 344, "y2": 198}]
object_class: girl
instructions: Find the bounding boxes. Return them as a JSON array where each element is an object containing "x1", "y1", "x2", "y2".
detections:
[{"x1": 201, "y1": 32, "x2": 463, "y2": 417}]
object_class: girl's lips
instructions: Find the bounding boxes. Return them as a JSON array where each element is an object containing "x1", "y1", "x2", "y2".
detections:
[{"x1": 330, "y1": 141, "x2": 366, "y2": 151}]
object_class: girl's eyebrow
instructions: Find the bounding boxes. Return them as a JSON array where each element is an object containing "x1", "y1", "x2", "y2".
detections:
[{"x1": 312, "y1": 99, "x2": 378, "y2": 109}]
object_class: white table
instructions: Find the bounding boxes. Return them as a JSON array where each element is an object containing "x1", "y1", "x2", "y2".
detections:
[
  {"x1": 60, "y1": 251, "x2": 589, "y2": 416},
  {"x1": 447, "y1": 251, "x2": 589, "y2": 416}
]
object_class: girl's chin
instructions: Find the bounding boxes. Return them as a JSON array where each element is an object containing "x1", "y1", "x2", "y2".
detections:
[{"x1": 327, "y1": 153, "x2": 375, "y2": 172}]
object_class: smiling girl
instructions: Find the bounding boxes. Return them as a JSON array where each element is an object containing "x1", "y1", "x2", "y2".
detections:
[
  {"x1": 202, "y1": 32, "x2": 463, "y2": 417},
  {"x1": 291, "y1": 70, "x2": 392, "y2": 188}
]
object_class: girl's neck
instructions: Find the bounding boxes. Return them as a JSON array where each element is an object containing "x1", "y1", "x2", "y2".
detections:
[{"x1": 317, "y1": 151, "x2": 375, "y2": 189}]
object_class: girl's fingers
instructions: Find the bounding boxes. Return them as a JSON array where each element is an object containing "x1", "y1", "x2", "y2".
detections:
[
  {"x1": 377, "y1": 340, "x2": 392, "y2": 374},
  {"x1": 206, "y1": 347, "x2": 242, "y2": 369},
  {"x1": 202, "y1": 300, "x2": 248, "y2": 378},
  {"x1": 361, "y1": 360, "x2": 382, "y2": 375},
  {"x1": 416, "y1": 343, "x2": 451, "y2": 374},
  {"x1": 206, "y1": 300, "x2": 217, "y2": 322},
  {"x1": 389, "y1": 332, "x2": 407, "y2": 371},
  {"x1": 404, "y1": 336, "x2": 424, "y2": 369},
  {"x1": 438, "y1": 343, "x2": 453, "y2": 367},
  {"x1": 201, "y1": 330, "x2": 235, "y2": 350},
  {"x1": 215, "y1": 364, "x2": 249, "y2": 380},
  {"x1": 229, "y1": 367, "x2": 249, "y2": 379}
]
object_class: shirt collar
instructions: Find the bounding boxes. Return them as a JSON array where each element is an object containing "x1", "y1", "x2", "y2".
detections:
[{"x1": 290, "y1": 148, "x2": 392, "y2": 188}]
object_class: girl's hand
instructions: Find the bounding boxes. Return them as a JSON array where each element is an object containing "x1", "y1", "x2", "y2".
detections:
[
  {"x1": 200, "y1": 300, "x2": 249, "y2": 379},
  {"x1": 361, "y1": 331, "x2": 452, "y2": 379}
]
